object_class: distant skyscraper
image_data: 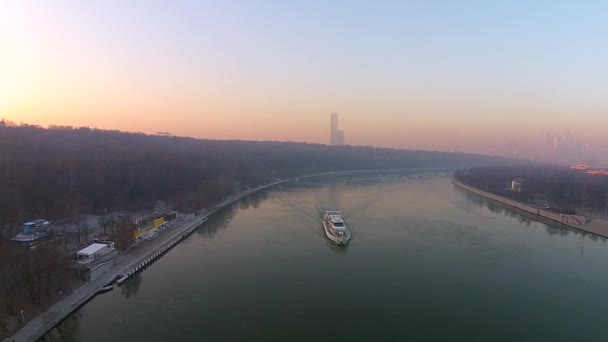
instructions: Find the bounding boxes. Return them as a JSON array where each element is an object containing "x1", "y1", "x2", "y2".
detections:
[
  {"x1": 330, "y1": 112, "x2": 338, "y2": 145},
  {"x1": 330, "y1": 113, "x2": 345, "y2": 146},
  {"x1": 337, "y1": 130, "x2": 345, "y2": 145},
  {"x1": 553, "y1": 135, "x2": 559, "y2": 154}
]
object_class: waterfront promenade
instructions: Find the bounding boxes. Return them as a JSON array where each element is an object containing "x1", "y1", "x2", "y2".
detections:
[
  {"x1": 5, "y1": 216, "x2": 206, "y2": 342},
  {"x1": 5, "y1": 179, "x2": 298, "y2": 341},
  {"x1": 452, "y1": 178, "x2": 608, "y2": 238}
]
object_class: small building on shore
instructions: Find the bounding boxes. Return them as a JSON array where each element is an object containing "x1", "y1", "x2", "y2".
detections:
[
  {"x1": 511, "y1": 177, "x2": 535, "y2": 193},
  {"x1": 163, "y1": 211, "x2": 178, "y2": 221},
  {"x1": 76, "y1": 242, "x2": 115, "y2": 264}
]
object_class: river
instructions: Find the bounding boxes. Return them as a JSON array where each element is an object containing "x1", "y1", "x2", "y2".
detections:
[{"x1": 42, "y1": 172, "x2": 608, "y2": 341}]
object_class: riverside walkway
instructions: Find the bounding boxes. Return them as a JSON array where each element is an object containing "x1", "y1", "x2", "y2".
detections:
[
  {"x1": 5, "y1": 215, "x2": 207, "y2": 342},
  {"x1": 452, "y1": 178, "x2": 608, "y2": 238},
  {"x1": 5, "y1": 177, "x2": 297, "y2": 342}
]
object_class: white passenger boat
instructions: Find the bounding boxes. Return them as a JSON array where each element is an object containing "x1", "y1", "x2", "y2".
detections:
[{"x1": 322, "y1": 211, "x2": 351, "y2": 245}]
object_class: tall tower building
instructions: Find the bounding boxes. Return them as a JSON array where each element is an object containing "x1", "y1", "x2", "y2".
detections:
[
  {"x1": 330, "y1": 112, "x2": 339, "y2": 145},
  {"x1": 329, "y1": 112, "x2": 345, "y2": 146},
  {"x1": 553, "y1": 135, "x2": 558, "y2": 154}
]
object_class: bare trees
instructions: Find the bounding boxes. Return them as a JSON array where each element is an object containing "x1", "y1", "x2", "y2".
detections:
[
  {"x1": 82, "y1": 218, "x2": 89, "y2": 245},
  {"x1": 197, "y1": 178, "x2": 235, "y2": 207},
  {"x1": 460, "y1": 165, "x2": 608, "y2": 211},
  {"x1": 60, "y1": 225, "x2": 69, "y2": 253},
  {"x1": 101, "y1": 213, "x2": 118, "y2": 240},
  {"x1": 0, "y1": 242, "x2": 70, "y2": 337},
  {"x1": 101, "y1": 211, "x2": 110, "y2": 235},
  {"x1": 112, "y1": 217, "x2": 135, "y2": 251},
  {"x1": 74, "y1": 224, "x2": 81, "y2": 248},
  {"x1": 0, "y1": 124, "x2": 504, "y2": 231}
]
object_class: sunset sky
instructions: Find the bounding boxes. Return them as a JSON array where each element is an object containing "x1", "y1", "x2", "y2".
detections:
[{"x1": 1, "y1": 1, "x2": 607, "y2": 160}]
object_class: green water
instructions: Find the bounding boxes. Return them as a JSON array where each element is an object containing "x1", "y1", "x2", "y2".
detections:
[{"x1": 42, "y1": 173, "x2": 608, "y2": 341}]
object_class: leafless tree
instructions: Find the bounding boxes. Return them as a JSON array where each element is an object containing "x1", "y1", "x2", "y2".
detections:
[
  {"x1": 82, "y1": 218, "x2": 89, "y2": 245},
  {"x1": 74, "y1": 224, "x2": 81, "y2": 247},
  {"x1": 101, "y1": 211, "x2": 109, "y2": 235},
  {"x1": 111, "y1": 217, "x2": 135, "y2": 250},
  {"x1": 61, "y1": 225, "x2": 69, "y2": 252}
]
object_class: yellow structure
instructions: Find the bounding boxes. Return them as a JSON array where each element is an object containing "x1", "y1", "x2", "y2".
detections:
[
  {"x1": 153, "y1": 218, "x2": 165, "y2": 229},
  {"x1": 133, "y1": 228, "x2": 142, "y2": 239}
]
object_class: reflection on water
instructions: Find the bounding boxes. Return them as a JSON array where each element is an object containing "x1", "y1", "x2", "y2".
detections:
[
  {"x1": 197, "y1": 203, "x2": 236, "y2": 239},
  {"x1": 237, "y1": 190, "x2": 269, "y2": 210},
  {"x1": 42, "y1": 172, "x2": 608, "y2": 341},
  {"x1": 327, "y1": 182, "x2": 340, "y2": 211},
  {"x1": 120, "y1": 273, "x2": 142, "y2": 300},
  {"x1": 199, "y1": 190, "x2": 272, "y2": 239},
  {"x1": 325, "y1": 240, "x2": 350, "y2": 255},
  {"x1": 459, "y1": 186, "x2": 606, "y2": 242},
  {"x1": 40, "y1": 309, "x2": 82, "y2": 342}
]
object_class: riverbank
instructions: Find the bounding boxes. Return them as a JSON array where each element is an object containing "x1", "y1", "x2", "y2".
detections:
[
  {"x1": 452, "y1": 178, "x2": 608, "y2": 238},
  {"x1": 7, "y1": 168, "x2": 426, "y2": 341},
  {"x1": 6, "y1": 181, "x2": 299, "y2": 341},
  {"x1": 4, "y1": 216, "x2": 209, "y2": 342}
]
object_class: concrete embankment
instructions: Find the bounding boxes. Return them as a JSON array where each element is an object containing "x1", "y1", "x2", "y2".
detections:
[
  {"x1": 452, "y1": 178, "x2": 608, "y2": 238},
  {"x1": 116, "y1": 216, "x2": 207, "y2": 285}
]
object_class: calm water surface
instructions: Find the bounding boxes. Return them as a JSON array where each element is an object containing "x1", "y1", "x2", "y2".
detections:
[{"x1": 43, "y1": 173, "x2": 608, "y2": 341}]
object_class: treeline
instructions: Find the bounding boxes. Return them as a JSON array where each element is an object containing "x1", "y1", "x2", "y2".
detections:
[
  {"x1": 0, "y1": 123, "x2": 507, "y2": 231},
  {"x1": 456, "y1": 165, "x2": 608, "y2": 210}
]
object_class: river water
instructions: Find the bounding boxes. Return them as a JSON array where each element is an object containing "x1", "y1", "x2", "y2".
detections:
[{"x1": 42, "y1": 172, "x2": 608, "y2": 341}]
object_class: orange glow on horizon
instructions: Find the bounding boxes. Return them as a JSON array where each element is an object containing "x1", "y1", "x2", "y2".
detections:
[{"x1": 1, "y1": 1, "x2": 607, "y2": 162}]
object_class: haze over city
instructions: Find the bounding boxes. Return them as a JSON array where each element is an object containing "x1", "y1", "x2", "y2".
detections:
[
  {"x1": 1, "y1": 1, "x2": 607, "y2": 163},
  {"x1": 6, "y1": 2, "x2": 608, "y2": 341}
]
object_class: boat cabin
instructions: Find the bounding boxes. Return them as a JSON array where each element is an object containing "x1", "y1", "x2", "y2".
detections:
[
  {"x1": 22, "y1": 219, "x2": 50, "y2": 235},
  {"x1": 327, "y1": 213, "x2": 346, "y2": 229}
]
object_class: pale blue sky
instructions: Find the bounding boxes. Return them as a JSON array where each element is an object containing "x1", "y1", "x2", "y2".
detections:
[{"x1": 1, "y1": 0, "x2": 607, "y2": 161}]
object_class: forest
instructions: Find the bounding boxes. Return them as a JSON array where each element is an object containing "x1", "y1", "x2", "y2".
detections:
[
  {"x1": 455, "y1": 165, "x2": 608, "y2": 211},
  {"x1": 0, "y1": 122, "x2": 508, "y2": 233}
]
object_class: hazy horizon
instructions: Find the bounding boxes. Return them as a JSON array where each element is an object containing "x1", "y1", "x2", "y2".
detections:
[{"x1": 1, "y1": 1, "x2": 607, "y2": 163}]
